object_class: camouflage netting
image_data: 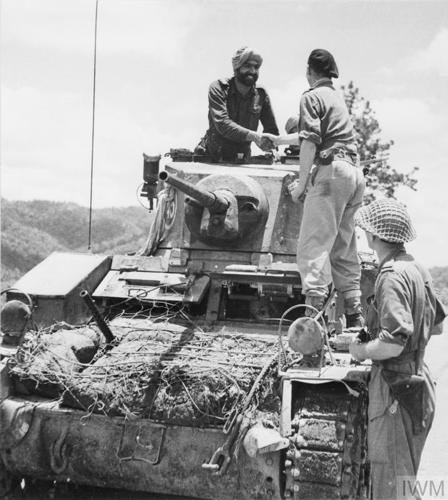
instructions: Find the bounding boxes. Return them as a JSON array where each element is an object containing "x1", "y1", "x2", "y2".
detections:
[{"x1": 8, "y1": 317, "x2": 281, "y2": 426}]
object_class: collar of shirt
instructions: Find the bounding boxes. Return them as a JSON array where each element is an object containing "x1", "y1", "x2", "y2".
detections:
[
  {"x1": 378, "y1": 245, "x2": 406, "y2": 271},
  {"x1": 310, "y1": 77, "x2": 333, "y2": 90}
]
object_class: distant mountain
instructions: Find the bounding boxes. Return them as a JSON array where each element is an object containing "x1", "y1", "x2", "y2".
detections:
[
  {"x1": 1, "y1": 199, "x2": 153, "y2": 287},
  {"x1": 1, "y1": 198, "x2": 448, "y2": 305}
]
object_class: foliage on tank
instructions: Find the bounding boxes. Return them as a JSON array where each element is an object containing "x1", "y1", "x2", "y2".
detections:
[{"x1": 8, "y1": 316, "x2": 281, "y2": 426}]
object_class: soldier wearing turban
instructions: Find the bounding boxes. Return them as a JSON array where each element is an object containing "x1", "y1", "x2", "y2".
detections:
[{"x1": 195, "y1": 47, "x2": 279, "y2": 162}]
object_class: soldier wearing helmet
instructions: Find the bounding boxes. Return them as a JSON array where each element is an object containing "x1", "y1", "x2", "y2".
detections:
[
  {"x1": 266, "y1": 49, "x2": 365, "y2": 327},
  {"x1": 350, "y1": 198, "x2": 445, "y2": 500},
  {"x1": 195, "y1": 47, "x2": 279, "y2": 162}
]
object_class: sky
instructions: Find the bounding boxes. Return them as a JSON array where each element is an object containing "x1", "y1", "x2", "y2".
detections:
[{"x1": 1, "y1": 0, "x2": 448, "y2": 265}]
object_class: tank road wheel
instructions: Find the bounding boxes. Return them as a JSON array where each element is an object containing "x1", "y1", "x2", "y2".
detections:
[{"x1": 283, "y1": 382, "x2": 369, "y2": 499}]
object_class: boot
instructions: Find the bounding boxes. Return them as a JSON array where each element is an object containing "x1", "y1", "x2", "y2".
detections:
[
  {"x1": 344, "y1": 296, "x2": 364, "y2": 329},
  {"x1": 304, "y1": 295, "x2": 326, "y2": 317},
  {"x1": 345, "y1": 312, "x2": 365, "y2": 329}
]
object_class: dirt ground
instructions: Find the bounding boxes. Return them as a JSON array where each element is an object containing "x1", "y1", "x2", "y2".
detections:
[{"x1": 417, "y1": 321, "x2": 448, "y2": 480}]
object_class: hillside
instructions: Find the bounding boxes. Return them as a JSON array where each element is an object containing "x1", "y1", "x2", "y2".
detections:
[
  {"x1": 1, "y1": 198, "x2": 447, "y2": 304},
  {"x1": 1, "y1": 199, "x2": 153, "y2": 287}
]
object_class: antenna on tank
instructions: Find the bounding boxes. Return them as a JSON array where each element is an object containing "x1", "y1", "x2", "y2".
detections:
[{"x1": 88, "y1": 0, "x2": 99, "y2": 250}]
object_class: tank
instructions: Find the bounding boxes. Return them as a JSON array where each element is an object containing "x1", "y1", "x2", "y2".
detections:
[{"x1": 0, "y1": 151, "x2": 375, "y2": 499}]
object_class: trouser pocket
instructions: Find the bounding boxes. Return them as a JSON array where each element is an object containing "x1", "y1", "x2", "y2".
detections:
[{"x1": 368, "y1": 403, "x2": 397, "y2": 463}]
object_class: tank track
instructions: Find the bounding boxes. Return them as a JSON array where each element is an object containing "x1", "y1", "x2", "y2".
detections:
[{"x1": 283, "y1": 382, "x2": 369, "y2": 499}]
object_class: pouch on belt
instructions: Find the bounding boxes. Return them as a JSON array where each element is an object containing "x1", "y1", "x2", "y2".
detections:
[{"x1": 381, "y1": 370, "x2": 429, "y2": 435}]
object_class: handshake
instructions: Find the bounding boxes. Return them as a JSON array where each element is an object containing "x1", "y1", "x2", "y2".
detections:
[{"x1": 252, "y1": 133, "x2": 281, "y2": 152}]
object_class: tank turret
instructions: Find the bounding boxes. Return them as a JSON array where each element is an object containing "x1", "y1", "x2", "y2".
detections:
[{"x1": 159, "y1": 169, "x2": 270, "y2": 246}]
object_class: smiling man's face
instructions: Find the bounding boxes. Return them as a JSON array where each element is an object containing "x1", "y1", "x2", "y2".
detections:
[{"x1": 235, "y1": 59, "x2": 260, "y2": 87}]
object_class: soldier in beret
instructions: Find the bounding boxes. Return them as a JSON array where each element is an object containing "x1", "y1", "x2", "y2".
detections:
[
  {"x1": 267, "y1": 49, "x2": 365, "y2": 327},
  {"x1": 195, "y1": 47, "x2": 279, "y2": 162}
]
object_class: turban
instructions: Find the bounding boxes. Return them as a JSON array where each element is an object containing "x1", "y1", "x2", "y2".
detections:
[
  {"x1": 308, "y1": 49, "x2": 339, "y2": 78},
  {"x1": 232, "y1": 47, "x2": 263, "y2": 71}
]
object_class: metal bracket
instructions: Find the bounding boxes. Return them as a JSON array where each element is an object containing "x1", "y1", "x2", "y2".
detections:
[
  {"x1": 280, "y1": 379, "x2": 292, "y2": 437},
  {"x1": 50, "y1": 427, "x2": 69, "y2": 474},
  {"x1": 118, "y1": 421, "x2": 166, "y2": 465},
  {"x1": 205, "y1": 280, "x2": 223, "y2": 322},
  {"x1": 202, "y1": 414, "x2": 243, "y2": 475},
  {"x1": 0, "y1": 400, "x2": 35, "y2": 449}
]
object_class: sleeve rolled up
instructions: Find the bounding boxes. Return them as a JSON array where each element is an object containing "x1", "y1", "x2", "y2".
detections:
[
  {"x1": 298, "y1": 93, "x2": 322, "y2": 145},
  {"x1": 377, "y1": 273, "x2": 414, "y2": 346}
]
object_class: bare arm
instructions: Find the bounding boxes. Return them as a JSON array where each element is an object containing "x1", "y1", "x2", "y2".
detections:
[
  {"x1": 297, "y1": 139, "x2": 316, "y2": 186},
  {"x1": 350, "y1": 338, "x2": 404, "y2": 362},
  {"x1": 269, "y1": 133, "x2": 299, "y2": 146},
  {"x1": 287, "y1": 139, "x2": 316, "y2": 203}
]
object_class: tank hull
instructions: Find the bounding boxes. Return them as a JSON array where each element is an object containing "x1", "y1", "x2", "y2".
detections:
[{"x1": 0, "y1": 397, "x2": 282, "y2": 500}]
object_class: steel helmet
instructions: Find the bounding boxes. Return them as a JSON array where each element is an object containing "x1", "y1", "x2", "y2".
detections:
[{"x1": 355, "y1": 198, "x2": 416, "y2": 244}]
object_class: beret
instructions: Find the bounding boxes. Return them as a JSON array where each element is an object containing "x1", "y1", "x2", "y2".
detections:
[{"x1": 308, "y1": 49, "x2": 339, "y2": 78}]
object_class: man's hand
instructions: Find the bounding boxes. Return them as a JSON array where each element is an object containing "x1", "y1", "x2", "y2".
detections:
[
  {"x1": 262, "y1": 133, "x2": 279, "y2": 148},
  {"x1": 250, "y1": 132, "x2": 280, "y2": 151},
  {"x1": 258, "y1": 133, "x2": 277, "y2": 151},
  {"x1": 247, "y1": 131, "x2": 263, "y2": 149},
  {"x1": 288, "y1": 179, "x2": 307, "y2": 203},
  {"x1": 349, "y1": 339, "x2": 367, "y2": 362}
]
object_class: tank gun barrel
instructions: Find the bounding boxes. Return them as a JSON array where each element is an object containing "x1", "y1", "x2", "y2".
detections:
[{"x1": 159, "y1": 171, "x2": 228, "y2": 213}]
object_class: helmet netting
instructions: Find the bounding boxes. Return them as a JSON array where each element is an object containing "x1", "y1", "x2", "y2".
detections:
[{"x1": 355, "y1": 199, "x2": 416, "y2": 244}]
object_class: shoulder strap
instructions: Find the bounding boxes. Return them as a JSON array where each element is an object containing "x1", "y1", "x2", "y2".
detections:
[{"x1": 411, "y1": 262, "x2": 427, "y2": 374}]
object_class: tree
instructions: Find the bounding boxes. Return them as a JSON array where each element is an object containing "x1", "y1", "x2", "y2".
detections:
[
  {"x1": 341, "y1": 81, "x2": 418, "y2": 203},
  {"x1": 429, "y1": 266, "x2": 448, "y2": 305}
]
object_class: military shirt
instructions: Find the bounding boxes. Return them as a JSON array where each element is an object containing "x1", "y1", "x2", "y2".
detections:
[
  {"x1": 298, "y1": 79, "x2": 356, "y2": 154},
  {"x1": 205, "y1": 77, "x2": 279, "y2": 161},
  {"x1": 367, "y1": 250, "x2": 439, "y2": 359}
]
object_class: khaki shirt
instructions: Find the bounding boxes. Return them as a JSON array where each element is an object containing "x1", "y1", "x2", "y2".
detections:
[
  {"x1": 367, "y1": 250, "x2": 439, "y2": 363},
  {"x1": 298, "y1": 79, "x2": 356, "y2": 154}
]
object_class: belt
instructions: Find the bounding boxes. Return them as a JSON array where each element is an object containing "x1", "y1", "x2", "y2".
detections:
[
  {"x1": 333, "y1": 149, "x2": 359, "y2": 165},
  {"x1": 317, "y1": 147, "x2": 359, "y2": 166}
]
